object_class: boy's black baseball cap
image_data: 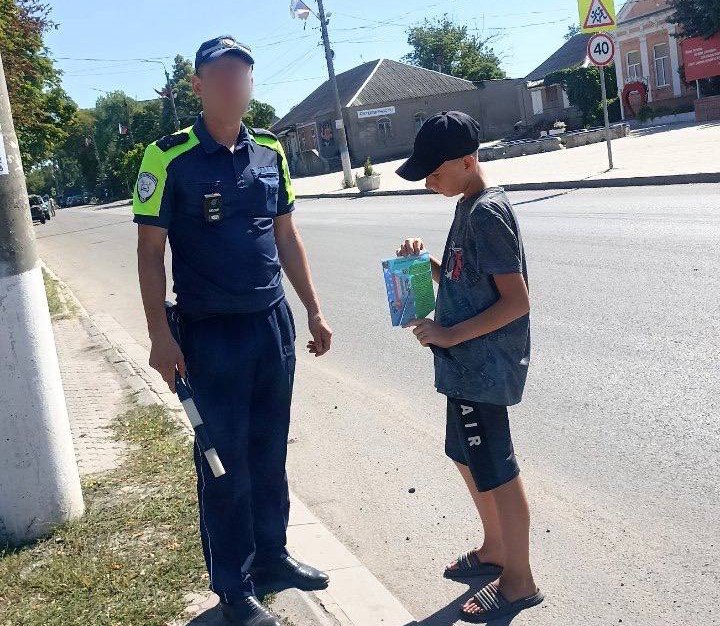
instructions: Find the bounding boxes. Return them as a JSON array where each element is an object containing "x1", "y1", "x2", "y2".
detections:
[
  {"x1": 195, "y1": 36, "x2": 255, "y2": 72},
  {"x1": 396, "y1": 111, "x2": 482, "y2": 181}
]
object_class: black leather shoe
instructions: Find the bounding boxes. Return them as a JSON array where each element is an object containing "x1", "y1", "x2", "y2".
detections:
[
  {"x1": 219, "y1": 596, "x2": 280, "y2": 626},
  {"x1": 253, "y1": 554, "x2": 330, "y2": 591}
]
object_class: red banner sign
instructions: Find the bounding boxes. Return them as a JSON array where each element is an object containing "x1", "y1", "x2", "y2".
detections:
[{"x1": 681, "y1": 34, "x2": 720, "y2": 82}]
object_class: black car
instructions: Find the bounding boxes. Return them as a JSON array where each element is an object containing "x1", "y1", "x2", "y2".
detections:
[{"x1": 28, "y1": 195, "x2": 46, "y2": 224}]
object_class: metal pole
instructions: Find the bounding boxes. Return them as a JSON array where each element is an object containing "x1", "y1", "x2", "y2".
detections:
[
  {"x1": 0, "y1": 50, "x2": 84, "y2": 547},
  {"x1": 124, "y1": 97, "x2": 135, "y2": 144},
  {"x1": 316, "y1": 0, "x2": 354, "y2": 187},
  {"x1": 696, "y1": 79, "x2": 701, "y2": 99},
  {"x1": 600, "y1": 67, "x2": 614, "y2": 170},
  {"x1": 164, "y1": 68, "x2": 180, "y2": 131}
]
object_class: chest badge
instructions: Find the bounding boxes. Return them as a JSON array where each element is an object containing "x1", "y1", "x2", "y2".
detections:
[{"x1": 203, "y1": 192, "x2": 223, "y2": 224}]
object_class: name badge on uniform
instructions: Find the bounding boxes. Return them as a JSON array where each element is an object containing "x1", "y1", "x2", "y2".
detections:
[{"x1": 203, "y1": 192, "x2": 223, "y2": 224}]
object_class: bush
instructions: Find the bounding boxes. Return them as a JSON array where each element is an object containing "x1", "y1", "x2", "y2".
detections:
[
  {"x1": 637, "y1": 105, "x2": 655, "y2": 122},
  {"x1": 363, "y1": 157, "x2": 374, "y2": 177},
  {"x1": 672, "y1": 103, "x2": 695, "y2": 115},
  {"x1": 637, "y1": 103, "x2": 693, "y2": 122}
]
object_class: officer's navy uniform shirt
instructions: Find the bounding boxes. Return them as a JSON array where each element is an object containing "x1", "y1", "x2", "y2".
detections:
[{"x1": 132, "y1": 115, "x2": 296, "y2": 317}]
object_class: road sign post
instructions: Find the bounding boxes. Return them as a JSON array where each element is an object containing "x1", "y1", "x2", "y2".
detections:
[
  {"x1": 587, "y1": 29, "x2": 616, "y2": 170},
  {"x1": 599, "y1": 66, "x2": 614, "y2": 170}
]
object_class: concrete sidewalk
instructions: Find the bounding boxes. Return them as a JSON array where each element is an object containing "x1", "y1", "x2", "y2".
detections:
[{"x1": 292, "y1": 121, "x2": 720, "y2": 197}]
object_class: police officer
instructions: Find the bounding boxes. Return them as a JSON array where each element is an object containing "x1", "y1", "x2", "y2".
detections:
[{"x1": 133, "y1": 36, "x2": 333, "y2": 626}]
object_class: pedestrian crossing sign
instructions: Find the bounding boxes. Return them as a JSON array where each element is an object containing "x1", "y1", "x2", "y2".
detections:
[{"x1": 579, "y1": 0, "x2": 617, "y2": 33}]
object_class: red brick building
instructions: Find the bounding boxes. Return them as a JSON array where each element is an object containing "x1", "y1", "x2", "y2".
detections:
[{"x1": 613, "y1": 0, "x2": 698, "y2": 118}]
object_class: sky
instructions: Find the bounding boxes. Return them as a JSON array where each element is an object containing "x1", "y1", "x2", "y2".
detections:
[{"x1": 45, "y1": 0, "x2": 586, "y2": 118}]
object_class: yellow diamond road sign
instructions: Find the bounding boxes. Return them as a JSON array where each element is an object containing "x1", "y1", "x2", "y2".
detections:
[{"x1": 579, "y1": 0, "x2": 617, "y2": 34}]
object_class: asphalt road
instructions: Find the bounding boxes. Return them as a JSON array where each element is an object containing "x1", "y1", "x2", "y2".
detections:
[{"x1": 36, "y1": 185, "x2": 720, "y2": 625}]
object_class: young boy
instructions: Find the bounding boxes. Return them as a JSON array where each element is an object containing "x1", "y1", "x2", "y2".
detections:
[{"x1": 395, "y1": 111, "x2": 543, "y2": 623}]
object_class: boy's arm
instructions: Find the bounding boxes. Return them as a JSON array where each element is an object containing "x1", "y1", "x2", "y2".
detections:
[
  {"x1": 405, "y1": 273, "x2": 529, "y2": 348},
  {"x1": 429, "y1": 255, "x2": 442, "y2": 284},
  {"x1": 449, "y1": 273, "x2": 529, "y2": 343}
]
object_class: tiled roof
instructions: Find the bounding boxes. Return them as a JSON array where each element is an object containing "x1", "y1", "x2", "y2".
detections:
[
  {"x1": 524, "y1": 34, "x2": 592, "y2": 82},
  {"x1": 349, "y1": 59, "x2": 476, "y2": 107},
  {"x1": 273, "y1": 59, "x2": 477, "y2": 131}
]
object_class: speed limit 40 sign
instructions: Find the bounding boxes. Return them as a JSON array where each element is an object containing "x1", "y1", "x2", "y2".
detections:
[{"x1": 587, "y1": 33, "x2": 615, "y2": 66}]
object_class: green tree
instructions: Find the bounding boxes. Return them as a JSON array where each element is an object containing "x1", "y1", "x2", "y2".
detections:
[
  {"x1": 244, "y1": 99, "x2": 276, "y2": 129},
  {"x1": 564, "y1": 25, "x2": 582, "y2": 40},
  {"x1": 131, "y1": 99, "x2": 162, "y2": 146},
  {"x1": 60, "y1": 109, "x2": 100, "y2": 192},
  {"x1": 120, "y1": 143, "x2": 145, "y2": 191},
  {"x1": 669, "y1": 0, "x2": 720, "y2": 39},
  {"x1": 0, "y1": 0, "x2": 76, "y2": 167},
  {"x1": 545, "y1": 65, "x2": 618, "y2": 126},
  {"x1": 157, "y1": 55, "x2": 201, "y2": 133},
  {"x1": 404, "y1": 15, "x2": 506, "y2": 82}
]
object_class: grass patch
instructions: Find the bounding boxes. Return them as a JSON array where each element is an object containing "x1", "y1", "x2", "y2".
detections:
[
  {"x1": 0, "y1": 403, "x2": 206, "y2": 626},
  {"x1": 42, "y1": 268, "x2": 78, "y2": 319}
]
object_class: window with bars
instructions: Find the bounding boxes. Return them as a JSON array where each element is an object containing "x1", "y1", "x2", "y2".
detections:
[{"x1": 378, "y1": 117, "x2": 392, "y2": 140}]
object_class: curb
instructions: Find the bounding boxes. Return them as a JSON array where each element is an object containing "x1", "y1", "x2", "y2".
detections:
[
  {"x1": 295, "y1": 171, "x2": 720, "y2": 199},
  {"x1": 42, "y1": 261, "x2": 416, "y2": 626},
  {"x1": 84, "y1": 171, "x2": 720, "y2": 211}
]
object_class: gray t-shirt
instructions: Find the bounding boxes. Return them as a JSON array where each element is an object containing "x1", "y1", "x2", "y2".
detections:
[{"x1": 434, "y1": 187, "x2": 530, "y2": 406}]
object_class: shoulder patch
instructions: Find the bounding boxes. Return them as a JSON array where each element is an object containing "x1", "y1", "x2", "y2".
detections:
[
  {"x1": 136, "y1": 172, "x2": 158, "y2": 202},
  {"x1": 156, "y1": 132, "x2": 190, "y2": 152},
  {"x1": 251, "y1": 127, "x2": 277, "y2": 140}
]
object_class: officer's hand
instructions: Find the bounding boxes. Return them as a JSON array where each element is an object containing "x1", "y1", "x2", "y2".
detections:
[
  {"x1": 307, "y1": 313, "x2": 332, "y2": 357},
  {"x1": 397, "y1": 238, "x2": 426, "y2": 257},
  {"x1": 149, "y1": 331, "x2": 186, "y2": 393}
]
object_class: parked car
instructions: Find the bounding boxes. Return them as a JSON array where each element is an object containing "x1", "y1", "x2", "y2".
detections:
[
  {"x1": 28, "y1": 195, "x2": 46, "y2": 224},
  {"x1": 65, "y1": 194, "x2": 87, "y2": 207},
  {"x1": 33, "y1": 195, "x2": 52, "y2": 221}
]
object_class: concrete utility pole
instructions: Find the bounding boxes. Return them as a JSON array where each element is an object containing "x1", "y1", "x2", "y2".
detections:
[
  {"x1": 0, "y1": 50, "x2": 84, "y2": 546},
  {"x1": 316, "y1": 0, "x2": 354, "y2": 187},
  {"x1": 164, "y1": 67, "x2": 180, "y2": 131}
]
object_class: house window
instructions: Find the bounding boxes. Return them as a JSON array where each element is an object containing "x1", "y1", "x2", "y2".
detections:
[
  {"x1": 531, "y1": 89, "x2": 543, "y2": 115},
  {"x1": 378, "y1": 117, "x2": 392, "y2": 140},
  {"x1": 545, "y1": 85, "x2": 561, "y2": 109},
  {"x1": 414, "y1": 112, "x2": 426, "y2": 133},
  {"x1": 562, "y1": 88, "x2": 571, "y2": 109},
  {"x1": 627, "y1": 50, "x2": 642, "y2": 80},
  {"x1": 654, "y1": 42, "x2": 670, "y2": 87}
]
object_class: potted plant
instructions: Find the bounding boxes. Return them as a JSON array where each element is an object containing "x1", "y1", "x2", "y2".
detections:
[
  {"x1": 548, "y1": 121, "x2": 567, "y2": 136},
  {"x1": 356, "y1": 157, "x2": 381, "y2": 193}
]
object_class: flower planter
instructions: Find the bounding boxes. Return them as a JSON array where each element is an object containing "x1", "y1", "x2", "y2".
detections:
[{"x1": 356, "y1": 174, "x2": 381, "y2": 193}]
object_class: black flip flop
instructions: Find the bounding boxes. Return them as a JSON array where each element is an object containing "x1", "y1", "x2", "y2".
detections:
[
  {"x1": 459, "y1": 582, "x2": 544, "y2": 623},
  {"x1": 443, "y1": 551, "x2": 503, "y2": 580}
]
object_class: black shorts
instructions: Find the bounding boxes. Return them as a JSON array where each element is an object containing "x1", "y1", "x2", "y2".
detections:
[{"x1": 445, "y1": 398, "x2": 520, "y2": 492}]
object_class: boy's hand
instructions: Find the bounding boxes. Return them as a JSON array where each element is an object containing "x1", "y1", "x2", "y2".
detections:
[
  {"x1": 404, "y1": 318, "x2": 457, "y2": 348},
  {"x1": 396, "y1": 238, "x2": 426, "y2": 257}
]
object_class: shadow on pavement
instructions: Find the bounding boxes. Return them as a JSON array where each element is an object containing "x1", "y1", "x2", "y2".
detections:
[
  {"x1": 403, "y1": 575, "x2": 522, "y2": 626},
  {"x1": 512, "y1": 189, "x2": 577, "y2": 206}
]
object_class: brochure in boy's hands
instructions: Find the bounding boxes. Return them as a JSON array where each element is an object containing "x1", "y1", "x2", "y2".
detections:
[{"x1": 382, "y1": 253, "x2": 436, "y2": 326}]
